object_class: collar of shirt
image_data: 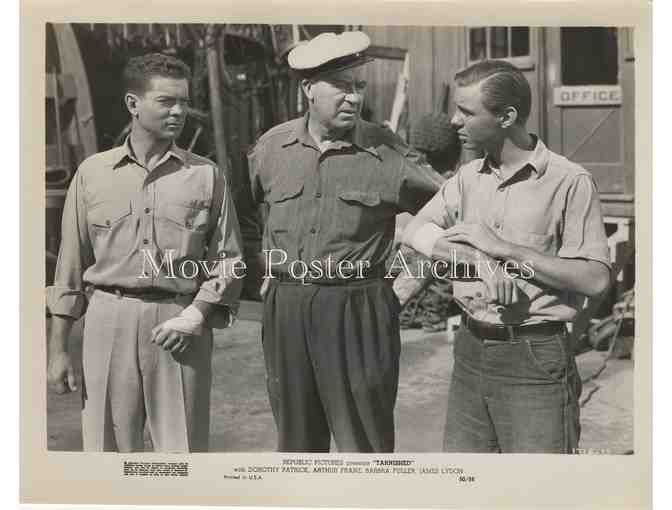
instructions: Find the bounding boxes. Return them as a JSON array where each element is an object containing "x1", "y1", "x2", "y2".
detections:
[
  {"x1": 478, "y1": 134, "x2": 550, "y2": 182},
  {"x1": 281, "y1": 113, "x2": 381, "y2": 159},
  {"x1": 111, "y1": 136, "x2": 185, "y2": 170}
]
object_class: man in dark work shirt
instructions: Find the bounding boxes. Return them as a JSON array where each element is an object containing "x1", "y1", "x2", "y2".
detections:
[{"x1": 248, "y1": 31, "x2": 441, "y2": 452}]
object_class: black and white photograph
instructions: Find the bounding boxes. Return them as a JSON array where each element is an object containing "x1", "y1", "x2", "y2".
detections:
[
  {"x1": 44, "y1": 22, "x2": 636, "y2": 455},
  {"x1": 21, "y1": 3, "x2": 652, "y2": 507}
]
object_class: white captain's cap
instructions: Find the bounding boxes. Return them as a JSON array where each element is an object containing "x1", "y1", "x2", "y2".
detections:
[{"x1": 288, "y1": 31, "x2": 374, "y2": 79}]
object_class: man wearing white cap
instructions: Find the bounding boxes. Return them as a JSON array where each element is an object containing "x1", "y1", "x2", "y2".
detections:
[{"x1": 248, "y1": 31, "x2": 442, "y2": 452}]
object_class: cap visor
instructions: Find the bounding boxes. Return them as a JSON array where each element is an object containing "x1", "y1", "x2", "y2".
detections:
[{"x1": 298, "y1": 55, "x2": 374, "y2": 80}]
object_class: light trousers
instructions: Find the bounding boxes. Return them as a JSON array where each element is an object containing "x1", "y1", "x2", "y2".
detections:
[{"x1": 81, "y1": 290, "x2": 212, "y2": 452}]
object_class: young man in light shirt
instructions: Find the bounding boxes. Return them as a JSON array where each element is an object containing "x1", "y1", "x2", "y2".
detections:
[{"x1": 403, "y1": 59, "x2": 611, "y2": 453}]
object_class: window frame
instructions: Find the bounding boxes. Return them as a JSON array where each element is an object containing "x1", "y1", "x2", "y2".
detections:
[
  {"x1": 466, "y1": 26, "x2": 535, "y2": 70},
  {"x1": 559, "y1": 27, "x2": 620, "y2": 86}
]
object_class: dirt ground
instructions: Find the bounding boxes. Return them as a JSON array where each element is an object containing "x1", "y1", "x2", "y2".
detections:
[{"x1": 47, "y1": 317, "x2": 633, "y2": 454}]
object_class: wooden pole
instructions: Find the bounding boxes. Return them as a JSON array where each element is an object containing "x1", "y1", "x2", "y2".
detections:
[
  {"x1": 205, "y1": 25, "x2": 234, "y2": 192},
  {"x1": 292, "y1": 25, "x2": 303, "y2": 114},
  {"x1": 106, "y1": 24, "x2": 114, "y2": 47},
  {"x1": 51, "y1": 70, "x2": 64, "y2": 168}
]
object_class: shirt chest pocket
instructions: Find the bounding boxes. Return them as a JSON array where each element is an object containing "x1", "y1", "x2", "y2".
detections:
[
  {"x1": 87, "y1": 201, "x2": 134, "y2": 255},
  {"x1": 500, "y1": 224, "x2": 556, "y2": 255},
  {"x1": 266, "y1": 182, "x2": 304, "y2": 234},
  {"x1": 336, "y1": 190, "x2": 395, "y2": 241},
  {"x1": 156, "y1": 204, "x2": 211, "y2": 261}
]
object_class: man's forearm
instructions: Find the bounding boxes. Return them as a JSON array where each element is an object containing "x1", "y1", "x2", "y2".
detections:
[
  {"x1": 48, "y1": 315, "x2": 75, "y2": 357},
  {"x1": 502, "y1": 243, "x2": 611, "y2": 297},
  {"x1": 192, "y1": 300, "x2": 216, "y2": 320},
  {"x1": 435, "y1": 221, "x2": 611, "y2": 297},
  {"x1": 403, "y1": 217, "x2": 498, "y2": 278},
  {"x1": 402, "y1": 218, "x2": 523, "y2": 305},
  {"x1": 431, "y1": 237, "x2": 499, "y2": 272}
]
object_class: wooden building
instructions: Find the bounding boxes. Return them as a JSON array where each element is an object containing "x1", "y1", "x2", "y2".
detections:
[
  {"x1": 361, "y1": 26, "x2": 634, "y2": 210},
  {"x1": 45, "y1": 24, "x2": 636, "y2": 295},
  {"x1": 358, "y1": 25, "x2": 635, "y2": 290}
]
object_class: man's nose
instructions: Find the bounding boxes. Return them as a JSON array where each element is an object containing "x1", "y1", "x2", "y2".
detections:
[
  {"x1": 451, "y1": 111, "x2": 463, "y2": 128},
  {"x1": 346, "y1": 91, "x2": 362, "y2": 101},
  {"x1": 170, "y1": 102, "x2": 186, "y2": 116},
  {"x1": 345, "y1": 87, "x2": 364, "y2": 103}
]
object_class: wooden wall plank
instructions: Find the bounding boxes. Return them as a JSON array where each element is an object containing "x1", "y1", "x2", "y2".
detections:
[
  {"x1": 408, "y1": 27, "x2": 434, "y2": 129},
  {"x1": 432, "y1": 27, "x2": 462, "y2": 116}
]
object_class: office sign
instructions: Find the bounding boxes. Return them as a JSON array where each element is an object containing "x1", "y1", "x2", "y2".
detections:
[{"x1": 553, "y1": 85, "x2": 622, "y2": 106}]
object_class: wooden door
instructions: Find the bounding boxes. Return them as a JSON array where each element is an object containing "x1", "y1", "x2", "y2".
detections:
[{"x1": 544, "y1": 27, "x2": 635, "y2": 197}]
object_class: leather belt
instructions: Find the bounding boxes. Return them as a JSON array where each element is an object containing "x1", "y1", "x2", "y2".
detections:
[
  {"x1": 95, "y1": 286, "x2": 195, "y2": 301},
  {"x1": 461, "y1": 312, "x2": 566, "y2": 341},
  {"x1": 272, "y1": 265, "x2": 387, "y2": 286}
]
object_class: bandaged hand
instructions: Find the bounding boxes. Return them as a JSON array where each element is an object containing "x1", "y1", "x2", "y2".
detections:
[{"x1": 151, "y1": 305, "x2": 205, "y2": 353}]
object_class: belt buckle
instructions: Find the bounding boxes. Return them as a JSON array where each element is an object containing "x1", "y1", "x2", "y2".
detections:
[{"x1": 505, "y1": 325, "x2": 516, "y2": 341}]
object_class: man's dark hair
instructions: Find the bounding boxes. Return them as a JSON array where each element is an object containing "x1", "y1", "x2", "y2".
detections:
[
  {"x1": 455, "y1": 60, "x2": 531, "y2": 124},
  {"x1": 122, "y1": 53, "x2": 192, "y2": 95}
]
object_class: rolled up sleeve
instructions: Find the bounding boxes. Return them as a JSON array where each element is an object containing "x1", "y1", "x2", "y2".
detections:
[
  {"x1": 46, "y1": 169, "x2": 94, "y2": 319},
  {"x1": 557, "y1": 173, "x2": 611, "y2": 268}
]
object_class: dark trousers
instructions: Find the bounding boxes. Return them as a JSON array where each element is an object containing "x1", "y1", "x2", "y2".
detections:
[
  {"x1": 443, "y1": 325, "x2": 581, "y2": 453},
  {"x1": 262, "y1": 278, "x2": 401, "y2": 452}
]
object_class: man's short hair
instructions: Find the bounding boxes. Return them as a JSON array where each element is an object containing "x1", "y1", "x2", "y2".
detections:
[
  {"x1": 123, "y1": 53, "x2": 192, "y2": 95},
  {"x1": 455, "y1": 60, "x2": 531, "y2": 124}
]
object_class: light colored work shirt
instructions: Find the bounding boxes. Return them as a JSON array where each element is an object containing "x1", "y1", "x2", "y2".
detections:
[
  {"x1": 406, "y1": 136, "x2": 611, "y2": 324},
  {"x1": 47, "y1": 138, "x2": 243, "y2": 320}
]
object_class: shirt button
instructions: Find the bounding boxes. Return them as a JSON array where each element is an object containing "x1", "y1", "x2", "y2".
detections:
[
  {"x1": 494, "y1": 222, "x2": 501, "y2": 229},
  {"x1": 185, "y1": 220, "x2": 193, "y2": 228},
  {"x1": 310, "y1": 228, "x2": 317, "y2": 234},
  {"x1": 316, "y1": 192, "x2": 322, "y2": 198},
  {"x1": 144, "y1": 207, "x2": 151, "y2": 214},
  {"x1": 105, "y1": 220, "x2": 111, "y2": 226},
  {"x1": 475, "y1": 292, "x2": 483, "y2": 298},
  {"x1": 143, "y1": 239, "x2": 149, "y2": 245}
]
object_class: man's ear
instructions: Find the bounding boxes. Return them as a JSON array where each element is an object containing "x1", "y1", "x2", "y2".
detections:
[
  {"x1": 499, "y1": 106, "x2": 518, "y2": 128},
  {"x1": 300, "y1": 79, "x2": 313, "y2": 103},
  {"x1": 124, "y1": 92, "x2": 140, "y2": 117}
]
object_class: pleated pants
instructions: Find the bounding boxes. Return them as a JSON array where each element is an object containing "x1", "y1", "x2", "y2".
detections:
[
  {"x1": 80, "y1": 289, "x2": 212, "y2": 452},
  {"x1": 262, "y1": 278, "x2": 401, "y2": 453}
]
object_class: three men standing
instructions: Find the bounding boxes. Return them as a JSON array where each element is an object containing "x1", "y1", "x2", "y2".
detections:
[{"x1": 47, "y1": 38, "x2": 612, "y2": 456}]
